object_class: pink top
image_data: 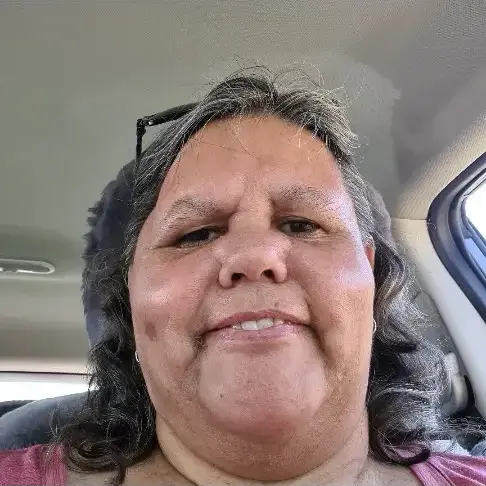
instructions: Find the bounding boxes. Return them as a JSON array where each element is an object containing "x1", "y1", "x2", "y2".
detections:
[
  {"x1": 1, "y1": 444, "x2": 485, "y2": 485},
  {"x1": 0, "y1": 444, "x2": 66, "y2": 486}
]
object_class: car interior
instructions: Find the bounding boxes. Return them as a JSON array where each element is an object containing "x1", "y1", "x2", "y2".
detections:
[{"x1": 1, "y1": 1, "x2": 485, "y2": 455}]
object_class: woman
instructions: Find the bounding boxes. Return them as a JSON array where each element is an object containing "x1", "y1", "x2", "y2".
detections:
[{"x1": 1, "y1": 68, "x2": 485, "y2": 485}]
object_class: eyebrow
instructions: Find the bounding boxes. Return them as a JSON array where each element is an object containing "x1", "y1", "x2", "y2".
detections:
[
  {"x1": 274, "y1": 184, "x2": 338, "y2": 213},
  {"x1": 158, "y1": 196, "x2": 224, "y2": 230},
  {"x1": 159, "y1": 184, "x2": 339, "y2": 228}
]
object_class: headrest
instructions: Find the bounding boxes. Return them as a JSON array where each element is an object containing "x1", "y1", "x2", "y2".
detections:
[
  {"x1": 0, "y1": 393, "x2": 87, "y2": 451},
  {"x1": 83, "y1": 161, "x2": 134, "y2": 347}
]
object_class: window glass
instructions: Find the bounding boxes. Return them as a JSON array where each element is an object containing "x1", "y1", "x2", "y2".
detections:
[
  {"x1": 464, "y1": 180, "x2": 486, "y2": 274},
  {"x1": 0, "y1": 373, "x2": 89, "y2": 401},
  {"x1": 465, "y1": 182, "x2": 486, "y2": 236}
]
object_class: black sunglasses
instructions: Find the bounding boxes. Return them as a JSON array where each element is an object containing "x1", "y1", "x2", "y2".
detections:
[{"x1": 136, "y1": 103, "x2": 197, "y2": 162}]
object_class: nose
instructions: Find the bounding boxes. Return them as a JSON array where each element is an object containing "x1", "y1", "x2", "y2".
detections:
[{"x1": 218, "y1": 233, "x2": 288, "y2": 288}]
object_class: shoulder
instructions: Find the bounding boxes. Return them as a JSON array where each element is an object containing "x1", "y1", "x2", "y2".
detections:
[
  {"x1": 410, "y1": 453, "x2": 486, "y2": 485},
  {"x1": 0, "y1": 444, "x2": 66, "y2": 486}
]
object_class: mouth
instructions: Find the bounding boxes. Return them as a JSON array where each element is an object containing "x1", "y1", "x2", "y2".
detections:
[
  {"x1": 211, "y1": 310, "x2": 307, "y2": 331},
  {"x1": 204, "y1": 310, "x2": 309, "y2": 344},
  {"x1": 230, "y1": 316, "x2": 287, "y2": 331}
]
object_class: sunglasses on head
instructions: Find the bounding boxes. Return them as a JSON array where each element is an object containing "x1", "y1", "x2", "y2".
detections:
[{"x1": 135, "y1": 103, "x2": 197, "y2": 163}]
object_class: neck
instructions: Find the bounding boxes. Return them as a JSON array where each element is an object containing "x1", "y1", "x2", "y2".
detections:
[{"x1": 156, "y1": 415, "x2": 374, "y2": 486}]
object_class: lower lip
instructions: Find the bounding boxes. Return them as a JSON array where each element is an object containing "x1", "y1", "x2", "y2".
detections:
[{"x1": 204, "y1": 322, "x2": 307, "y2": 345}]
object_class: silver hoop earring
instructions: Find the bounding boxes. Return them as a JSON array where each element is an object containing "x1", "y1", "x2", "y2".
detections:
[
  {"x1": 372, "y1": 319, "x2": 377, "y2": 335},
  {"x1": 135, "y1": 351, "x2": 140, "y2": 363}
]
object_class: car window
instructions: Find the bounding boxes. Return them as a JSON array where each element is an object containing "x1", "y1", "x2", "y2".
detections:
[
  {"x1": 428, "y1": 154, "x2": 486, "y2": 324},
  {"x1": 465, "y1": 181, "x2": 486, "y2": 237},
  {"x1": 0, "y1": 373, "x2": 89, "y2": 401},
  {"x1": 464, "y1": 180, "x2": 486, "y2": 275}
]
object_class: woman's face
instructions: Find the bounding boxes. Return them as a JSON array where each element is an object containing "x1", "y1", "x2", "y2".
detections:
[{"x1": 129, "y1": 116, "x2": 375, "y2": 470}]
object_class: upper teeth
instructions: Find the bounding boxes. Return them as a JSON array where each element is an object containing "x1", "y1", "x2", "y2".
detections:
[{"x1": 232, "y1": 318, "x2": 285, "y2": 331}]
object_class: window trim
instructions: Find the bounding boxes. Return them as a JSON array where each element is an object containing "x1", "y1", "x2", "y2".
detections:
[
  {"x1": 461, "y1": 205, "x2": 486, "y2": 282},
  {"x1": 428, "y1": 152, "x2": 486, "y2": 322}
]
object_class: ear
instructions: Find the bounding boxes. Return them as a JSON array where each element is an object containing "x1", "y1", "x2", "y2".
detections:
[{"x1": 364, "y1": 239, "x2": 375, "y2": 270}]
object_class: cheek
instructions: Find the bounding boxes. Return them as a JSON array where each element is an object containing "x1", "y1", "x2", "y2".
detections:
[
  {"x1": 289, "y1": 239, "x2": 375, "y2": 366},
  {"x1": 130, "y1": 252, "x2": 199, "y2": 329},
  {"x1": 128, "y1": 250, "x2": 214, "y2": 373},
  {"x1": 128, "y1": 250, "x2": 217, "y2": 415}
]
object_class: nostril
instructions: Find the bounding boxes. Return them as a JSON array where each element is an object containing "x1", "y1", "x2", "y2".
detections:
[
  {"x1": 263, "y1": 269, "x2": 274, "y2": 279},
  {"x1": 231, "y1": 273, "x2": 243, "y2": 282}
]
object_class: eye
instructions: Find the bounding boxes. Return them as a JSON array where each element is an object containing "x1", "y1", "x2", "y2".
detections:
[
  {"x1": 175, "y1": 226, "x2": 224, "y2": 248},
  {"x1": 279, "y1": 218, "x2": 321, "y2": 235}
]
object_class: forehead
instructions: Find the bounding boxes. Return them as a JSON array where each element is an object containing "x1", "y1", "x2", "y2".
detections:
[{"x1": 158, "y1": 116, "x2": 346, "y2": 206}]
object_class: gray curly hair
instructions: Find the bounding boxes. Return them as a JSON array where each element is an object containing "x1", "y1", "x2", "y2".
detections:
[{"x1": 53, "y1": 67, "x2": 464, "y2": 486}]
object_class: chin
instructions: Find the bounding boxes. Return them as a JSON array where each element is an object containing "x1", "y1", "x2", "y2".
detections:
[
  {"x1": 212, "y1": 407, "x2": 315, "y2": 443},
  {"x1": 196, "y1": 335, "x2": 329, "y2": 442},
  {"x1": 199, "y1": 386, "x2": 325, "y2": 443}
]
